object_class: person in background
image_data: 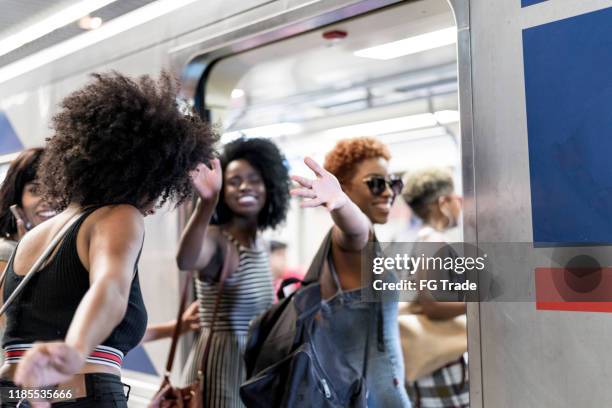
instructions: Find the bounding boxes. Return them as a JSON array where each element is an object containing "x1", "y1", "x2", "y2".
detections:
[
  {"x1": 0, "y1": 148, "x2": 55, "y2": 272},
  {"x1": 295, "y1": 136, "x2": 410, "y2": 407},
  {"x1": 391, "y1": 207, "x2": 423, "y2": 244},
  {"x1": 1, "y1": 71, "x2": 216, "y2": 407},
  {"x1": 269, "y1": 240, "x2": 304, "y2": 299},
  {"x1": 402, "y1": 168, "x2": 468, "y2": 408},
  {"x1": 176, "y1": 137, "x2": 291, "y2": 407},
  {"x1": 269, "y1": 240, "x2": 288, "y2": 281}
]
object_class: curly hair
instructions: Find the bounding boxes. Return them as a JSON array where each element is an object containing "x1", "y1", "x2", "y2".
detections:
[
  {"x1": 323, "y1": 137, "x2": 391, "y2": 184},
  {"x1": 402, "y1": 168, "x2": 454, "y2": 220},
  {"x1": 214, "y1": 138, "x2": 290, "y2": 229},
  {"x1": 0, "y1": 148, "x2": 44, "y2": 238},
  {"x1": 39, "y1": 71, "x2": 217, "y2": 210}
]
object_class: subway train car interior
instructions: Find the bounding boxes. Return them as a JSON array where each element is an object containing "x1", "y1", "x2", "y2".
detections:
[{"x1": 1, "y1": 0, "x2": 612, "y2": 406}]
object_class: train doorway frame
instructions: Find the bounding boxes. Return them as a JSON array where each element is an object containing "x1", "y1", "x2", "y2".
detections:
[{"x1": 174, "y1": 1, "x2": 480, "y2": 405}]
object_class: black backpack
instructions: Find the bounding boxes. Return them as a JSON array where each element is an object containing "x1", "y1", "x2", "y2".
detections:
[{"x1": 240, "y1": 231, "x2": 374, "y2": 407}]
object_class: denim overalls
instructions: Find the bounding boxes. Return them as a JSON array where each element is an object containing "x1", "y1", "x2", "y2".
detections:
[{"x1": 311, "y1": 232, "x2": 411, "y2": 408}]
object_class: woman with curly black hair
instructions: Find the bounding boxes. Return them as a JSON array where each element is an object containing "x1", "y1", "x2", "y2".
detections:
[
  {"x1": 176, "y1": 137, "x2": 291, "y2": 407},
  {"x1": 0, "y1": 71, "x2": 216, "y2": 407}
]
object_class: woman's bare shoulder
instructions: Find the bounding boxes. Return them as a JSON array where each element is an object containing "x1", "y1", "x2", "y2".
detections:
[{"x1": 81, "y1": 204, "x2": 145, "y2": 246}]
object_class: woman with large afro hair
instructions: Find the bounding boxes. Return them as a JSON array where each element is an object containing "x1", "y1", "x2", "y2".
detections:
[
  {"x1": 176, "y1": 136, "x2": 291, "y2": 405},
  {"x1": 3, "y1": 71, "x2": 216, "y2": 407}
]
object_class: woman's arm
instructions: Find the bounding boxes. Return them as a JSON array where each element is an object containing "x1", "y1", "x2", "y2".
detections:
[
  {"x1": 415, "y1": 244, "x2": 466, "y2": 319},
  {"x1": 14, "y1": 205, "x2": 145, "y2": 388},
  {"x1": 329, "y1": 199, "x2": 370, "y2": 252},
  {"x1": 418, "y1": 298, "x2": 466, "y2": 320},
  {"x1": 141, "y1": 301, "x2": 200, "y2": 343},
  {"x1": 176, "y1": 159, "x2": 223, "y2": 271},
  {"x1": 291, "y1": 157, "x2": 369, "y2": 252}
]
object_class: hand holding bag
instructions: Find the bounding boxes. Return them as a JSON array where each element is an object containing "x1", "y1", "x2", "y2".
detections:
[{"x1": 148, "y1": 240, "x2": 233, "y2": 408}]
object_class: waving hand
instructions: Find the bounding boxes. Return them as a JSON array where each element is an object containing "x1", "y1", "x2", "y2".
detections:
[
  {"x1": 291, "y1": 157, "x2": 348, "y2": 211},
  {"x1": 190, "y1": 159, "x2": 222, "y2": 202}
]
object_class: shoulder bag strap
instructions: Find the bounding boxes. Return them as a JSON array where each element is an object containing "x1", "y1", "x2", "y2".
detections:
[
  {"x1": 0, "y1": 211, "x2": 82, "y2": 317},
  {"x1": 199, "y1": 238, "x2": 235, "y2": 380},
  {"x1": 161, "y1": 269, "x2": 193, "y2": 381}
]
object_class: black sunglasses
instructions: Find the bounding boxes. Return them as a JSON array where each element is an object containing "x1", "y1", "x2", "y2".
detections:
[{"x1": 363, "y1": 175, "x2": 404, "y2": 197}]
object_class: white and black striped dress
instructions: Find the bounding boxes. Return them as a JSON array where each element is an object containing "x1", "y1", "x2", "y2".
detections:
[{"x1": 183, "y1": 233, "x2": 274, "y2": 408}]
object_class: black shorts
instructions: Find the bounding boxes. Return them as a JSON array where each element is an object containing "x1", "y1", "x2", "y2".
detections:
[{"x1": 0, "y1": 373, "x2": 129, "y2": 407}]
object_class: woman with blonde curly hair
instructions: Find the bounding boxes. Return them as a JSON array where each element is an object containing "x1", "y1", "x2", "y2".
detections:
[{"x1": 402, "y1": 168, "x2": 468, "y2": 408}]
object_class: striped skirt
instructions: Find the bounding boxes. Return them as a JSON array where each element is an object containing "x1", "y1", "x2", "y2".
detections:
[{"x1": 182, "y1": 328, "x2": 248, "y2": 408}]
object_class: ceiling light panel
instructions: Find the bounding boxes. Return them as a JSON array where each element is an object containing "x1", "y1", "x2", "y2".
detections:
[
  {"x1": 354, "y1": 27, "x2": 457, "y2": 60},
  {"x1": 323, "y1": 113, "x2": 439, "y2": 139},
  {"x1": 0, "y1": 0, "x2": 119, "y2": 57},
  {"x1": 0, "y1": 0, "x2": 159, "y2": 69},
  {"x1": 221, "y1": 122, "x2": 303, "y2": 144}
]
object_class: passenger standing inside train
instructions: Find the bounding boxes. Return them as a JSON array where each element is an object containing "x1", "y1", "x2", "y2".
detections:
[
  {"x1": 176, "y1": 137, "x2": 290, "y2": 407},
  {"x1": 301, "y1": 137, "x2": 411, "y2": 407},
  {"x1": 0, "y1": 148, "x2": 55, "y2": 272},
  {"x1": 0, "y1": 72, "x2": 216, "y2": 407},
  {"x1": 402, "y1": 169, "x2": 469, "y2": 408},
  {"x1": 269, "y1": 240, "x2": 305, "y2": 299}
]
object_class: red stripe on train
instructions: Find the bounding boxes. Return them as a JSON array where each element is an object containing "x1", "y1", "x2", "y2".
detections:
[{"x1": 535, "y1": 267, "x2": 612, "y2": 313}]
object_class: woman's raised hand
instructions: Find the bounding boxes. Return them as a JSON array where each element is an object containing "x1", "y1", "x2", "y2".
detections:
[
  {"x1": 190, "y1": 159, "x2": 222, "y2": 202},
  {"x1": 291, "y1": 157, "x2": 348, "y2": 211}
]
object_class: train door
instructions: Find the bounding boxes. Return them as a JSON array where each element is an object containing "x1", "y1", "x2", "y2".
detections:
[{"x1": 185, "y1": 0, "x2": 472, "y2": 405}]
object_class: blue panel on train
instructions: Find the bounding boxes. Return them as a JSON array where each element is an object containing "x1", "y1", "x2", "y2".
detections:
[
  {"x1": 123, "y1": 345, "x2": 158, "y2": 376},
  {"x1": 0, "y1": 111, "x2": 23, "y2": 155},
  {"x1": 522, "y1": 0, "x2": 548, "y2": 7},
  {"x1": 523, "y1": 7, "x2": 612, "y2": 245}
]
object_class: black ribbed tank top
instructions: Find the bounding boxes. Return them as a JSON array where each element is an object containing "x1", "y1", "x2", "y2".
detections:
[{"x1": 2, "y1": 206, "x2": 148, "y2": 355}]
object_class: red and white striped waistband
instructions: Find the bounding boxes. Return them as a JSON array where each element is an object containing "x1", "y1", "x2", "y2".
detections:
[{"x1": 4, "y1": 344, "x2": 124, "y2": 369}]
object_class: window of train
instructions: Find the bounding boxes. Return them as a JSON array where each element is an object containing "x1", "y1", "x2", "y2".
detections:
[{"x1": 204, "y1": 0, "x2": 460, "y2": 267}]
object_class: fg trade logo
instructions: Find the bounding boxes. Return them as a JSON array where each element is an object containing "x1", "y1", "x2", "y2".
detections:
[{"x1": 535, "y1": 250, "x2": 612, "y2": 313}]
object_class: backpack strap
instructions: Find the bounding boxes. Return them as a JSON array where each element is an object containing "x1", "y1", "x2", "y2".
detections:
[
  {"x1": 368, "y1": 233, "x2": 387, "y2": 353},
  {"x1": 303, "y1": 229, "x2": 333, "y2": 284},
  {"x1": 276, "y1": 277, "x2": 302, "y2": 301}
]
